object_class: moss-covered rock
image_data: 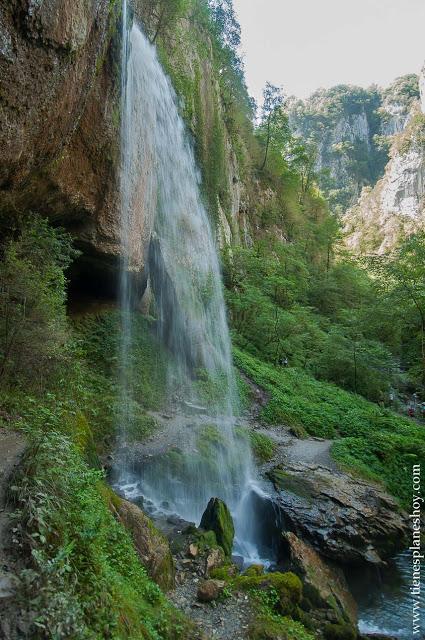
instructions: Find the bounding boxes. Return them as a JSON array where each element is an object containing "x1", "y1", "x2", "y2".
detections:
[
  {"x1": 243, "y1": 564, "x2": 265, "y2": 577},
  {"x1": 117, "y1": 498, "x2": 175, "y2": 591},
  {"x1": 235, "y1": 570, "x2": 302, "y2": 617},
  {"x1": 248, "y1": 614, "x2": 316, "y2": 640},
  {"x1": 200, "y1": 497, "x2": 235, "y2": 557},
  {"x1": 248, "y1": 616, "x2": 288, "y2": 640},
  {"x1": 324, "y1": 622, "x2": 357, "y2": 640},
  {"x1": 282, "y1": 532, "x2": 357, "y2": 626},
  {"x1": 209, "y1": 564, "x2": 238, "y2": 581},
  {"x1": 71, "y1": 412, "x2": 99, "y2": 467}
]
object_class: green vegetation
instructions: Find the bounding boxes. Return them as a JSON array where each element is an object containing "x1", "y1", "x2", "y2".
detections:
[
  {"x1": 199, "y1": 497, "x2": 234, "y2": 557},
  {"x1": 234, "y1": 348, "x2": 425, "y2": 507},
  {"x1": 381, "y1": 74, "x2": 420, "y2": 110},
  {"x1": 287, "y1": 84, "x2": 391, "y2": 211},
  {"x1": 0, "y1": 216, "x2": 77, "y2": 387},
  {"x1": 367, "y1": 232, "x2": 425, "y2": 386},
  {"x1": 0, "y1": 217, "x2": 189, "y2": 639},
  {"x1": 244, "y1": 429, "x2": 277, "y2": 462},
  {"x1": 324, "y1": 623, "x2": 357, "y2": 640},
  {"x1": 224, "y1": 238, "x2": 401, "y2": 404},
  {"x1": 72, "y1": 311, "x2": 167, "y2": 450},
  {"x1": 286, "y1": 75, "x2": 420, "y2": 214},
  {"x1": 141, "y1": 0, "x2": 191, "y2": 44},
  {"x1": 11, "y1": 430, "x2": 190, "y2": 639},
  {"x1": 215, "y1": 566, "x2": 315, "y2": 640},
  {"x1": 154, "y1": 0, "x2": 254, "y2": 221},
  {"x1": 0, "y1": 1, "x2": 423, "y2": 637}
]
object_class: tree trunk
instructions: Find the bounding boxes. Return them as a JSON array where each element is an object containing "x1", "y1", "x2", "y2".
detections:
[{"x1": 260, "y1": 114, "x2": 272, "y2": 171}]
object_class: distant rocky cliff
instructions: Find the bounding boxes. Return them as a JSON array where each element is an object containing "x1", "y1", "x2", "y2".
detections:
[
  {"x1": 287, "y1": 75, "x2": 420, "y2": 212},
  {"x1": 343, "y1": 68, "x2": 425, "y2": 254}
]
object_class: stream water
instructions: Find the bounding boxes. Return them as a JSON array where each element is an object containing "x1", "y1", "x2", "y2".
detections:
[{"x1": 351, "y1": 550, "x2": 425, "y2": 638}]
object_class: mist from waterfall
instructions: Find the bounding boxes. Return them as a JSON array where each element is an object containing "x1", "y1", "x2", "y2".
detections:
[{"x1": 117, "y1": 8, "x2": 262, "y2": 561}]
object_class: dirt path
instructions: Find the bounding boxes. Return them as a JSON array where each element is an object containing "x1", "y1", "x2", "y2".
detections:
[
  {"x1": 254, "y1": 424, "x2": 338, "y2": 472},
  {"x1": 0, "y1": 428, "x2": 26, "y2": 639}
]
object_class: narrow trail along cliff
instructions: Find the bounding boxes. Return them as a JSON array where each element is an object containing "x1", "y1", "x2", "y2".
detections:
[{"x1": 0, "y1": 428, "x2": 26, "y2": 639}]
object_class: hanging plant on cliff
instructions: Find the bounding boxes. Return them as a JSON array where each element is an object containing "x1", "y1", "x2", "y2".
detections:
[{"x1": 143, "y1": 0, "x2": 191, "y2": 43}]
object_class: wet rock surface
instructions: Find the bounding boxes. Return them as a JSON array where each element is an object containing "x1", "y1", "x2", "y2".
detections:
[
  {"x1": 282, "y1": 531, "x2": 357, "y2": 626},
  {"x1": 200, "y1": 498, "x2": 235, "y2": 559},
  {"x1": 115, "y1": 402, "x2": 411, "y2": 637},
  {"x1": 121, "y1": 412, "x2": 408, "y2": 571},
  {"x1": 268, "y1": 460, "x2": 408, "y2": 565}
]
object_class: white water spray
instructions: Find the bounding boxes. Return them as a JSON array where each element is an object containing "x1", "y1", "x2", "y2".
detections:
[{"x1": 117, "y1": 8, "x2": 263, "y2": 560}]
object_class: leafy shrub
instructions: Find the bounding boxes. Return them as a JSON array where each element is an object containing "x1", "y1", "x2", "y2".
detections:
[
  {"x1": 11, "y1": 428, "x2": 192, "y2": 639},
  {"x1": 0, "y1": 216, "x2": 77, "y2": 388}
]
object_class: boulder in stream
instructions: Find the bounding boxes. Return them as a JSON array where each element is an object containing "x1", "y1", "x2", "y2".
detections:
[
  {"x1": 200, "y1": 497, "x2": 235, "y2": 558},
  {"x1": 268, "y1": 462, "x2": 408, "y2": 565}
]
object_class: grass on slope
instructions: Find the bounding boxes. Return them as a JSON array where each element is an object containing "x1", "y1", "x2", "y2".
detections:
[{"x1": 234, "y1": 348, "x2": 425, "y2": 507}]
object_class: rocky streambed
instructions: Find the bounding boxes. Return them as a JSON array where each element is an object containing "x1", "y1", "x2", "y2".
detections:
[{"x1": 109, "y1": 402, "x2": 413, "y2": 640}]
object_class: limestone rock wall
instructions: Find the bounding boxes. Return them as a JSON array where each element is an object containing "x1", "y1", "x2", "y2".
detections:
[
  {"x1": 288, "y1": 76, "x2": 420, "y2": 212},
  {"x1": 343, "y1": 87, "x2": 425, "y2": 254},
  {"x1": 0, "y1": 0, "x2": 125, "y2": 278}
]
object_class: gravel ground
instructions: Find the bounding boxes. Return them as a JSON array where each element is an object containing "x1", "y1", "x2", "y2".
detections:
[{"x1": 169, "y1": 558, "x2": 253, "y2": 640}]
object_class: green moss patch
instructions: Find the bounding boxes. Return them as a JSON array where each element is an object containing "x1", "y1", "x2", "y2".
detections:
[{"x1": 200, "y1": 497, "x2": 235, "y2": 558}]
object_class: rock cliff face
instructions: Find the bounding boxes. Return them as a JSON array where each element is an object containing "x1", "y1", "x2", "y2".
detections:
[
  {"x1": 287, "y1": 76, "x2": 419, "y2": 212},
  {"x1": 268, "y1": 461, "x2": 408, "y2": 566},
  {"x1": 0, "y1": 0, "x2": 253, "y2": 290},
  {"x1": 141, "y1": 10, "x2": 252, "y2": 249},
  {"x1": 0, "y1": 0, "x2": 125, "y2": 284},
  {"x1": 343, "y1": 75, "x2": 425, "y2": 254}
]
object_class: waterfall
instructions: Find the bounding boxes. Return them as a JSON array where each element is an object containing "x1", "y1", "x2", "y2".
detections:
[{"x1": 117, "y1": 9, "x2": 262, "y2": 561}]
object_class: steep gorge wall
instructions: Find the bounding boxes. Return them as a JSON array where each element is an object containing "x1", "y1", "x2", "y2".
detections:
[
  {"x1": 0, "y1": 0, "x2": 126, "y2": 286},
  {"x1": 0, "y1": 0, "x2": 257, "y2": 294},
  {"x1": 343, "y1": 70, "x2": 425, "y2": 254},
  {"x1": 287, "y1": 76, "x2": 420, "y2": 212}
]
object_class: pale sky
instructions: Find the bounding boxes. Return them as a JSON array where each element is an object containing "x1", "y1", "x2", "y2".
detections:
[{"x1": 233, "y1": 0, "x2": 425, "y2": 102}]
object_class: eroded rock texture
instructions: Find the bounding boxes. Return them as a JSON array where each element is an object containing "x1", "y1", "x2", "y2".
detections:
[
  {"x1": 282, "y1": 532, "x2": 358, "y2": 626},
  {"x1": 0, "y1": 0, "x2": 126, "y2": 280},
  {"x1": 268, "y1": 462, "x2": 408, "y2": 566},
  {"x1": 344, "y1": 67, "x2": 425, "y2": 253}
]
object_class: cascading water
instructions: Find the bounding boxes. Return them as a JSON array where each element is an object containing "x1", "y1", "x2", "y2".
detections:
[{"x1": 117, "y1": 6, "x2": 263, "y2": 562}]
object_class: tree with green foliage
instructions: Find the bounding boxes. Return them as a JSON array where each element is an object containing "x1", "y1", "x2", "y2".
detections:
[
  {"x1": 144, "y1": 0, "x2": 190, "y2": 43},
  {"x1": 208, "y1": 0, "x2": 241, "y2": 50},
  {"x1": 0, "y1": 217, "x2": 77, "y2": 387},
  {"x1": 368, "y1": 233, "x2": 425, "y2": 386},
  {"x1": 259, "y1": 83, "x2": 286, "y2": 170}
]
